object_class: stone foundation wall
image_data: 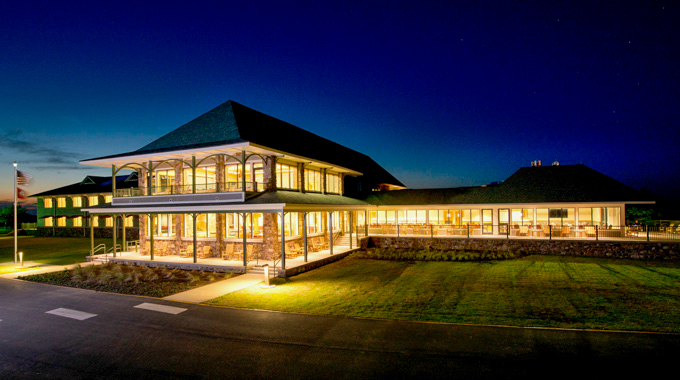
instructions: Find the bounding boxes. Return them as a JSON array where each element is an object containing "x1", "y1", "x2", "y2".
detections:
[{"x1": 363, "y1": 236, "x2": 680, "y2": 261}]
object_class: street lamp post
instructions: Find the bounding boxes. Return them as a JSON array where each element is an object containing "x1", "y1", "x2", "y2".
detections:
[{"x1": 13, "y1": 162, "x2": 17, "y2": 264}]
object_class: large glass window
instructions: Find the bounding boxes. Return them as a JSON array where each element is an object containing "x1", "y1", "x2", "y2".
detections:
[
  {"x1": 105, "y1": 195, "x2": 112, "y2": 203},
  {"x1": 44, "y1": 217, "x2": 53, "y2": 227},
  {"x1": 89, "y1": 196, "x2": 99, "y2": 206},
  {"x1": 57, "y1": 217, "x2": 66, "y2": 227},
  {"x1": 125, "y1": 216, "x2": 134, "y2": 227},
  {"x1": 226, "y1": 213, "x2": 263, "y2": 239},
  {"x1": 184, "y1": 214, "x2": 216, "y2": 238},
  {"x1": 499, "y1": 209, "x2": 509, "y2": 234},
  {"x1": 482, "y1": 209, "x2": 493, "y2": 234},
  {"x1": 148, "y1": 214, "x2": 175, "y2": 237},
  {"x1": 72, "y1": 197, "x2": 82, "y2": 207},
  {"x1": 305, "y1": 168, "x2": 322, "y2": 192},
  {"x1": 184, "y1": 166, "x2": 217, "y2": 193},
  {"x1": 578, "y1": 207, "x2": 620, "y2": 228},
  {"x1": 43, "y1": 198, "x2": 53, "y2": 208},
  {"x1": 548, "y1": 208, "x2": 575, "y2": 226},
  {"x1": 326, "y1": 173, "x2": 341, "y2": 194},
  {"x1": 511, "y1": 208, "x2": 534, "y2": 226},
  {"x1": 276, "y1": 163, "x2": 298, "y2": 190},
  {"x1": 278, "y1": 212, "x2": 300, "y2": 237},
  {"x1": 306, "y1": 212, "x2": 322, "y2": 234},
  {"x1": 154, "y1": 169, "x2": 175, "y2": 194},
  {"x1": 57, "y1": 197, "x2": 66, "y2": 208},
  {"x1": 73, "y1": 216, "x2": 82, "y2": 227}
]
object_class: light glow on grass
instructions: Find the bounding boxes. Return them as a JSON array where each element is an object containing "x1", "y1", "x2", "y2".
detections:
[{"x1": 207, "y1": 254, "x2": 680, "y2": 332}]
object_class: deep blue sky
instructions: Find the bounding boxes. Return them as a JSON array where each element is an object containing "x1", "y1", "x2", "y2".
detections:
[{"x1": 1, "y1": 1, "x2": 678, "y2": 206}]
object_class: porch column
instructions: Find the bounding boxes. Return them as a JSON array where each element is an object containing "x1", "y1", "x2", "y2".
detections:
[
  {"x1": 303, "y1": 212, "x2": 308, "y2": 262},
  {"x1": 149, "y1": 214, "x2": 154, "y2": 260},
  {"x1": 191, "y1": 156, "x2": 197, "y2": 194},
  {"x1": 192, "y1": 213, "x2": 197, "y2": 263},
  {"x1": 280, "y1": 211, "x2": 286, "y2": 270},
  {"x1": 147, "y1": 161, "x2": 153, "y2": 196},
  {"x1": 112, "y1": 215, "x2": 117, "y2": 258},
  {"x1": 112, "y1": 165, "x2": 116, "y2": 196},
  {"x1": 365, "y1": 210, "x2": 368, "y2": 236},
  {"x1": 122, "y1": 215, "x2": 126, "y2": 253},
  {"x1": 349, "y1": 211, "x2": 353, "y2": 249},
  {"x1": 90, "y1": 219, "x2": 94, "y2": 254},
  {"x1": 328, "y1": 211, "x2": 333, "y2": 255},
  {"x1": 241, "y1": 151, "x2": 247, "y2": 191},
  {"x1": 242, "y1": 212, "x2": 247, "y2": 267}
]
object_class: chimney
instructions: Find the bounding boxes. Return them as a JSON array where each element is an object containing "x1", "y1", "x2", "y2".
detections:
[{"x1": 531, "y1": 160, "x2": 542, "y2": 167}]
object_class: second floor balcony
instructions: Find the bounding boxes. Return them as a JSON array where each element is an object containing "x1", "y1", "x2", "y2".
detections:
[{"x1": 114, "y1": 181, "x2": 265, "y2": 198}]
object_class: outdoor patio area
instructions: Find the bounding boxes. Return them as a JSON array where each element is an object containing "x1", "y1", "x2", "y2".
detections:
[{"x1": 89, "y1": 244, "x2": 357, "y2": 277}]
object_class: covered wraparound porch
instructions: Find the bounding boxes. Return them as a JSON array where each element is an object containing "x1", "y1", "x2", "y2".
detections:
[{"x1": 84, "y1": 200, "x2": 368, "y2": 276}]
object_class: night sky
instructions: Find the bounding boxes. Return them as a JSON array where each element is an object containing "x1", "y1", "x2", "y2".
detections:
[{"x1": 1, "y1": 1, "x2": 678, "y2": 208}]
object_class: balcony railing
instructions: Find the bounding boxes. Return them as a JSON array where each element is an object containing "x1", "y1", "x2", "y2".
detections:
[{"x1": 114, "y1": 181, "x2": 265, "y2": 197}]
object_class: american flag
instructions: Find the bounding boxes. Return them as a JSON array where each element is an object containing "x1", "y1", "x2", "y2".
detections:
[
  {"x1": 17, "y1": 170, "x2": 32, "y2": 185},
  {"x1": 17, "y1": 187, "x2": 27, "y2": 199}
]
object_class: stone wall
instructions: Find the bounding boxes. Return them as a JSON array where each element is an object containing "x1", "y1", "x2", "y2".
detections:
[{"x1": 363, "y1": 236, "x2": 680, "y2": 261}]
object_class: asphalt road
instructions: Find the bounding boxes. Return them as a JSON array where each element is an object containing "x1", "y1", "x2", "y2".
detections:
[{"x1": 1, "y1": 278, "x2": 678, "y2": 379}]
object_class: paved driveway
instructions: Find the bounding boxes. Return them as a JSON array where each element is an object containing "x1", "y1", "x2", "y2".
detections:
[{"x1": 1, "y1": 278, "x2": 678, "y2": 379}]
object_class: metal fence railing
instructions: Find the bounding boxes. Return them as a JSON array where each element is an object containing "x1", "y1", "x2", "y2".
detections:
[
  {"x1": 114, "y1": 181, "x2": 265, "y2": 197},
  {"x1": 365, "y1": 224, "x2": 680, "y2": 242}
]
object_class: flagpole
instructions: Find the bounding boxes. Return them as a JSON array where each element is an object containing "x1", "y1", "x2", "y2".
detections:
[{"x1": 14, "y1": 161, "x2": 18, "y2": 263}]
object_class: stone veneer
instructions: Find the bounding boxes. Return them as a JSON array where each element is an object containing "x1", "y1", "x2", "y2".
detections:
[{"x1": 362, "y1": 236, "x2": 680, "y2": 261}]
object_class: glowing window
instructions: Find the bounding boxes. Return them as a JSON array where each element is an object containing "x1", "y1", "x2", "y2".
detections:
[
  {"x1": 57, "y1": 197, "x2": 66, "y2": 208},
  {"x1": 276, "y1": 163, "x2": 298, "y2": 190},
  {"x1": 43, "y1": 198, "x2": 53, "y2": 208},
  {"x1": 89, "y1": 196, "x2": 99, "y2": 206},
  {"x1": 72, "y1": 197, "x2": 82, "y2": 207},
  {"x1": 304, "y1": 168, "x2": 322, "y2": 192}
]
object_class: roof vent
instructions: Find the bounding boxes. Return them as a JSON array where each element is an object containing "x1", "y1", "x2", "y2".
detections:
[
  {"x1": 552, "y1": 161, "x2": 560, "y2": 166},
  {"x1": 531, "y1": 160, "x2": 542, "y2": 167}
]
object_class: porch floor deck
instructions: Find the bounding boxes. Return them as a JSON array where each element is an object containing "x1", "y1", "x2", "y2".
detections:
[{"x1": 90, "y1": 245, "x2": 358, "y2": 275}]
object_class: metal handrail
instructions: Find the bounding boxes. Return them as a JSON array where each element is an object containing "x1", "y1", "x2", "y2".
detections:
[{"x1": 114, "y1": 181, "x2": 265, "y2": 197}]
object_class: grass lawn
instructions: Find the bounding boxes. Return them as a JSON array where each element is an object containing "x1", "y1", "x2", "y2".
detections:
[
  {"x1": 207, "y1": 253, "x2": 680, "y2": 332},
  {"x1": 0, "y1": 236, "x2": 110, "y2": 273}
]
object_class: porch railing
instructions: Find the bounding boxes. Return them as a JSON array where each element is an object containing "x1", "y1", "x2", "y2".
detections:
[
  {"x1": 365, "y1": 224, "x2": 680, "y2": 242},
  {"x1": 114, "y1": 181, "x2": 265, "y2": 197}
]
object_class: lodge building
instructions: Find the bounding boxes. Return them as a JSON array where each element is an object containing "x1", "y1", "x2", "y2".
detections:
[{"x1": 77, "y1": 100, "x2": 654, "y2": 272}]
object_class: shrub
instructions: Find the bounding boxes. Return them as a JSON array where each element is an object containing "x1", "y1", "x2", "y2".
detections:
[{"x1": 354, "y1": 248, "x2": 525, "y2": 262}]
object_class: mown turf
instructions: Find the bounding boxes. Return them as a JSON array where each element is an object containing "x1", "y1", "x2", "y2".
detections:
[
  {"x1": 0, "y1": 236, "x2": 110, "y2": 266},
  {"x1": 207, "y1": 254, "x2": 680, "y2": 332}
]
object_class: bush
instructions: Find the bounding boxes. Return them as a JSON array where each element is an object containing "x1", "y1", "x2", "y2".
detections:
[{"x1": 353, "y1": 248, "x2": 524, "y2": 262}]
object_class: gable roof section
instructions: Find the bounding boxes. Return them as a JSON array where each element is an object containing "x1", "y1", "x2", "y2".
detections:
[
  {"x1": 31, "y1": 174, "x2": 138, "y2": 198},
  {"x1": 363, "y1": 164, "x2": 653, "y2": 205},
  {"x1": 85, "y1": 100, "x2": 404, "y2": 189}
]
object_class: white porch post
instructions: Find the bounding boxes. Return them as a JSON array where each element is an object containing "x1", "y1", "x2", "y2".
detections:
[
  {"x1": 303, "y1": 212, "x2": 308, "y2": 262},
  {"x1": 280, "y1": 211, "x2": 286, "y2": 270}
]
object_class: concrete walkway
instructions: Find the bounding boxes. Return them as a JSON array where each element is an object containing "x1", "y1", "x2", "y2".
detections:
[
  {"x1": 163, "y1": 273, "x2": 265, "y2": 303},
  {"x1": 2, "y1": 260, "x2": 265, "y2": 303},
  {"x1": 0, "y1": 261, "x2": 99, "y2": 279}
]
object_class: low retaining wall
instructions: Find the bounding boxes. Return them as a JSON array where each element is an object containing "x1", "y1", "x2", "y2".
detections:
[
  {"x1": 281, "y1": 250, "x2": 356, "y2": 277},
  {"x1": 363, "y1": 236, "x2": 680, "y2": 260}
]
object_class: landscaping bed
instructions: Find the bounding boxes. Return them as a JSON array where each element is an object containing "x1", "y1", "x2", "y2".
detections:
[{"x1": 20, "y1": 263, "x2": 238, "y2": 297}]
